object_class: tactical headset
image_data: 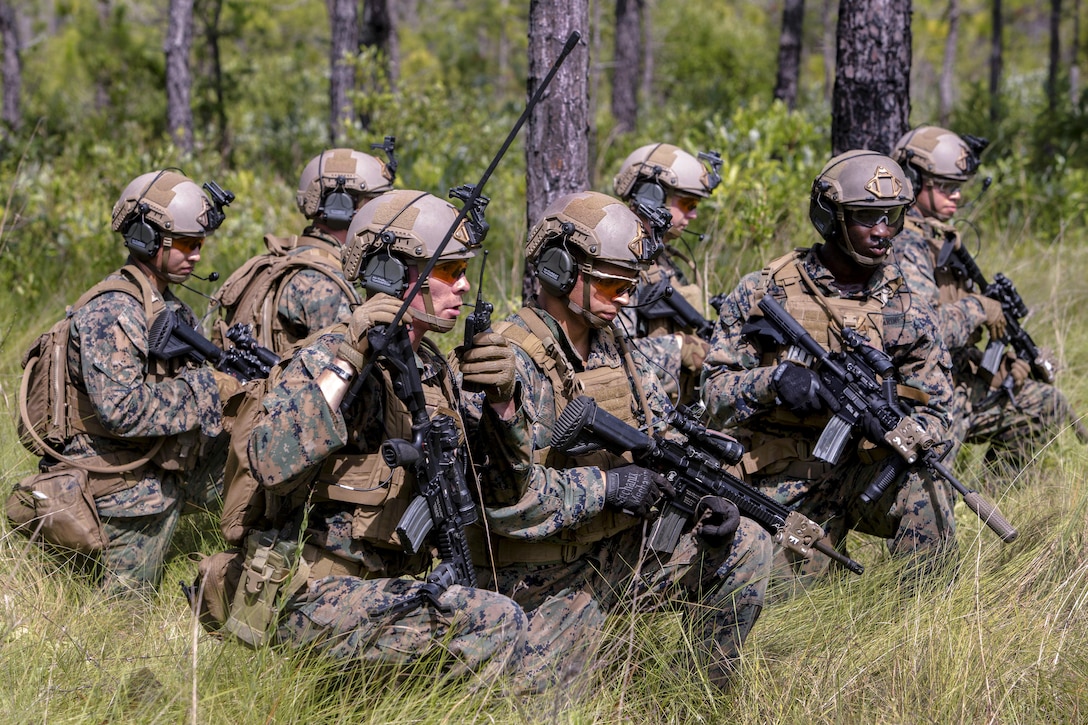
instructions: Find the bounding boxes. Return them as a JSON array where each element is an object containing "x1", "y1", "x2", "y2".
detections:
[
  {"x1": 347, "y1": 191, "x2": 433, "y2": 297},
  {"x1": 533, "y1": 223, "x2": 580, "y2": 296},
  {"x1": 314, "y1": 150, "x2": 357, "y2": 231},
  {"x1": 122, "y1": 170, "x2": 171, "y2": 261}
]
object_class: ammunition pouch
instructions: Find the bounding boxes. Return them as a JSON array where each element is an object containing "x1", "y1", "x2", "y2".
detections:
[
  {"x1": 224, "y1": 530, "x2": 305, "y2": 647},
  {"x1": 5, "y1": 465, "x2": 106, "y2": 555}
]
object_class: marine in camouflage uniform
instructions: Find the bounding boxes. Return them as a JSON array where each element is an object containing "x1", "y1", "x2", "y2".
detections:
[
  {"x1": 892, "y1": 126, "x2": 1086, "y2": 476},
  {"x1": 613, "y1": 143, "x2": 723, "y2": 405},
  {"x1": 458, "y1": 192, "x2": 771, "y2": 691},
  {"x1": 703, "y1": 151, "x2": 957, "y2": 585},
  {"x1": 61, "y1": 170, "x2": 236, "y2": 594},
  {"x1": 213, "y1": 147, "x2": 395, "y2": 356},
  {"x1": 240, "y1": 191, "x2": 528, "y2": 680}
]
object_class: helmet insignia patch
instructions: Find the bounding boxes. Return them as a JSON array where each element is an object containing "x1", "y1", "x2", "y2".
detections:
[{"x1": 865, "y1": 166, "x2": 904, "y2": 199}]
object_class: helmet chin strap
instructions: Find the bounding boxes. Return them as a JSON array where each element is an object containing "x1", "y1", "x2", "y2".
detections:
[
  {"x1": 834, "y1": 216, "x2": 886, "y2": 268},
  {"x1": 566, "y1": 280, "x2": 609, "y2": 329},
  {"x1": 409, "y1": 276, "x2": 456, "y2": 333}
]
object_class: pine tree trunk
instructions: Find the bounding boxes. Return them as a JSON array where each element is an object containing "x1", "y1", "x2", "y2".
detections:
[
  {"x1": 612, "y1": 0, "x2": 642, "y2": 133},
  {"x1": 990, "y1": 0, "x2": 1004, "y2": 123},
  {"x1": 165, "y1": 0, "x2": 195, "y2": 154},
  {"x1": 1047, "y1": 0, "x2": 1062, "y2": 111},
  {"x1": 524, "y1": 0, "x2": 590, "y2": 305},
  {"x1": 774, "y1": 0, "x2": 805, "y2": 110},
  {"x1": 938, "y1": 0, "x2": 960, "y2": 126},
  {"x1": 831, "y1": 0, "x2": 911, "y2": 156},
  {"x1": 326, "y1": 0, "x2": 357, "y2": 144}
]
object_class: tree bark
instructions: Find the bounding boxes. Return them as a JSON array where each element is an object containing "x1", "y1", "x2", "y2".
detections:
[
  {"x1": 1072, "y1": 0, "x2": 1081, "y2": 104},
  {"x1": 95, "y1": 0, "x2": 111, "y2": 112},
  {"x1": 612, "y1": 0, "x2": 642, "y2": 133},
  {"x1": 1047, "y1": 0, "x2": 1062, "y2": 111},
  {"x1": 326, "y1": 0, "x2": 357, "y2": 145},
  {"x1": 641, "y1": 0, "x2": 654, "y2": 114},
  {"x1": 524, "y1": 0, "x2": 590, "y2": 305},
  {"x1": 938, "y1": 0, "x2": 960, "y2": 125},
  {"x1": 165, "y1": 0, "x2": 195, "y2": 155},
  {"x1": 774, "y1": 0, "x2": 805, "y2": 109},
  {"x1": 360, "y1": 0, "x2": 398, "y2": 92},
  {"x1": 822, "y1": 0, "x2": 836, "y2": 102},
  {"x1": 831, "y1": 0, "x2": 911, "y2": 156},
  {"x1": 990, "y1": 0, "x2": 1003, "y2": 123},
  {"x1": 0, "y1": 0, "x2": 20, "y2": 135}
]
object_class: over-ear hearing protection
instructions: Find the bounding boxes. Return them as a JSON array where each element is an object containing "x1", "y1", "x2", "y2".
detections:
[
  {"x1": 123, "y1": 202, "x2": 163, "y2": 261},
  {"x1": 631, "y1": 179, "x2": 667, "y2": 212},
  {"x1": 533, "y1": 222, "x2": 579, "y2": 296},
  {"x1": 359, "y1": 231, "x2": 409, "y2": 297}
]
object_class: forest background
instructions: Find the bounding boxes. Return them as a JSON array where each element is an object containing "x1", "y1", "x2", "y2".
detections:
[{"x1": 1, "y1": 0, "x2": 1087, "y2": 722}]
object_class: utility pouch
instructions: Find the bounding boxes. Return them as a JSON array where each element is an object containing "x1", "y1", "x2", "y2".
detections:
[
  {"x1": 224, "y1": 530, "x2": 300, "y2": 647},
  {"x1": 5, "y1": 466, "x2": 106, "y2": 555}
]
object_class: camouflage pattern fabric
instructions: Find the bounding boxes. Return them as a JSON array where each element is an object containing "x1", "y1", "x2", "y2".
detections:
[
  {"x1": 702, "y1": 245, "x2": 956, "y2": 584},
  {"x1": 274, "y1": 231, "x2": 355, "y2": 345},
  {"x1": 462, "y1": 307, "x2": 771, "y2": 691},
  {"x1": 64, "y1": 272, "x2": 226, "y2": 594},
  {"x1": 620, "y1": 248, "x2": 709, "y2": 405},
  {"x1": 247, "y1": 329, "x2": 530, "y2": 679},
  {"x1": 895, "y1": 213, "x2": 1083, "y2": 476}
]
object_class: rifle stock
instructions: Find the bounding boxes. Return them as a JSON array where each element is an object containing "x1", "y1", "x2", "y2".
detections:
[{"x1": 552, "y1": 395, "x2": 865, "y2": 575}]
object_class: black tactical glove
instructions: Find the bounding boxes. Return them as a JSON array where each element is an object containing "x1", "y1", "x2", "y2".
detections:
[
  {"x1": 605, "y1": 464, "x2": 674, "y2": 518},
  {"x1": 693, "y1": 496, "x2": 741, "y2": 548},
  {"x1": 772, "y1": 362, "x2": 836, "y2": 416}
]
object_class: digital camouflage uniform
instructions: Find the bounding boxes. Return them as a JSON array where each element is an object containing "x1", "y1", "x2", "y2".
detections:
[
  {"x1": 895, "y1": 212, "x2": 1084, "y2": 474},
  {"x1": 247, "y1": 327, "x2": 527, "y2": 680},
  {"x1": 702, "y1": 246, "x2": 956, "y2": 583},
  {"x1": 272, "y1": 229, "x2": 357, "y2": 346},
  {"x1": 622, "y1": 246, "x2": 708, "y2": 404},
  {"x1": 461, "y1": 307, "x2": 771, "y2": 691},
  {"x1": 65, "y1": 267, "x2": 227, "y2": 593}
]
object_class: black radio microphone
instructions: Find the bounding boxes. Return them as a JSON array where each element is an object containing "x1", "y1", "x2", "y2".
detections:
[{"x1": 191, "y1": 270, "x2": 220, "y2": 282}]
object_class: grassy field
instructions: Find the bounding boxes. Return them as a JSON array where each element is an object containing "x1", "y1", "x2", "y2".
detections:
[{"x1": 1, "y1": 203, "x2": 1087, "y2": 723}]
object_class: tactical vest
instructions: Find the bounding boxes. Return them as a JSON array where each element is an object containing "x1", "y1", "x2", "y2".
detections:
[
  {"x1": 739, "y1": 251, "x2": 894, "y2": 473},
  {"x1": 210, "y1": 233, "x2": 359, "y2": 355},
  {"x1": 18, "y1": 265, "x2": 191, "y2": 482},
  {"x1": 307, "y1": 339, "x2": 461, "y2": 551},
  {"x1": 477, "y1": 308, "x2": 651, "y2": 564},
  {"x1": 903, "y1": 216, "x2": 971, "y2": 307}
]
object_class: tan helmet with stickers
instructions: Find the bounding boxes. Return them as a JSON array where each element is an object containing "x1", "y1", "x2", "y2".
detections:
[
  {"x1": 809, "y1": 150, "x2": 914, "y2": 266},
  {"x1": 342, "y1": 189, "x2": 477, "y2": 332},
  {"x1": 295, "y1": 148, "x2": 396, "y2": 228},
  {"x1": 892, "y1": 125, "x2": 983, "y2": 187},
  {"x1": 613, "y1": 142, "x2": 721, "y2": 203}
]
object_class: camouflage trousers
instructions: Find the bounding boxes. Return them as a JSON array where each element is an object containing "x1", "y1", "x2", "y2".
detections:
[
  {"x1": 949, "y1": 371, "x2": 1085, "y2": 477},
  {"x1": 275, "y1": 577, "x2": 527, "y2": 682},
  {"x1": 752, "y1": 453, "x2": 957, "y2": 585},
  {"x1": 475, "y1": 518, "x2": 771, "y2": 692},
  {"x1": 95, "y1": 434, "x2": 227, "y2": 595}
]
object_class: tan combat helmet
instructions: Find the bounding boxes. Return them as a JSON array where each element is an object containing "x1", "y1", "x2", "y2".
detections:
[
  {"x1": 527, "y1": 190, "x2": 658, "y2": 327},
  {"x1": 613, "y1": 143, "x2": 721, "y2": 202},
  {"x1": 809, "y1": 150, "x2": 914, "y2": 267},
  {"x1": 892, "y1": 125, "x2": 987, "y2": 193},
  {"x1": 341, "y1": 189, "x2": 477, "y2": 332},
  {"x1": 296, "y1": 147, "x2": 396, "y2": 230},
  {"x1": 111, "y1": 170, "x2": 231, "y2": 279}
]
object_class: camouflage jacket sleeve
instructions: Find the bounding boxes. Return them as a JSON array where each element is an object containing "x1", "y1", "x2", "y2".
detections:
[
  {"x1": 247, "y1": 332, "x2": 352, "y2": 492},
  {"x1": 277, "y1": 268, "x2": 355, "y2": 340},
  {"x1": 895, "y1": 227, "x2": 987, "y2": 350},
  {"x1": 469, "y1": 342, "x2": 609, "y2": 540},
  {"x1": 630, "y1": 333, "x2": 682, "y2": 399},
  {"x1": 71, "y1": 289, "x2": 222, "y2": 438},
  {"x1": 701, "y1": 271, "x2": 779, "y2": 428}
]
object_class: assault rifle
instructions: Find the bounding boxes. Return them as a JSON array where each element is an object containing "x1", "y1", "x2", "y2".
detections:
[
  {"x1": 634, "y1": 276, "x2": 714, "y2": 340},
  {"x1": 148, "y1": 308, "x2": 278, "y2": 382},
  {"x1": 335, "y1": 31, "x2": 583, "y2": 612},
  {"x1": 552, "y1": 394, "x2": 866, "y2": 575},
  {"x1": 375, "y1": 323, "x2": 479, "y2": 615},
  {"x1": 754, "y1": 294, "x2": 1018, "y2": 543},
  {"x1": 941, "y1": 242, "x2": 1056, "y2": 399}
]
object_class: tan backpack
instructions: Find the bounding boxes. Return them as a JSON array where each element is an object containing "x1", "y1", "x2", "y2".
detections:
[
  {"x1": 17, "y1": 265, "x2": 166, "y2": 473},
  {"x1": 209, "y1": 234, "x2": 359, "y2": 354}
]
